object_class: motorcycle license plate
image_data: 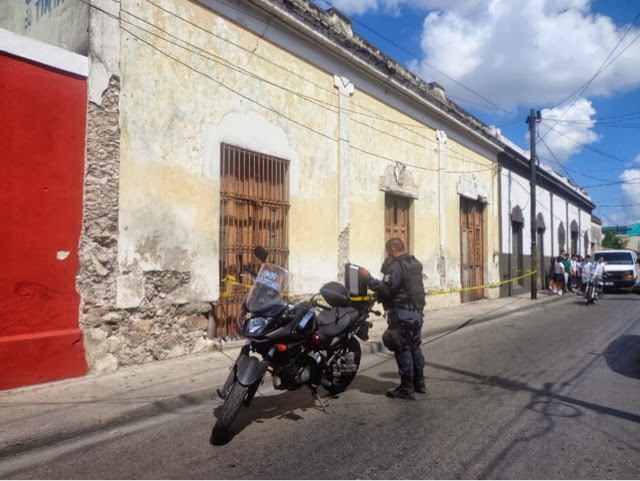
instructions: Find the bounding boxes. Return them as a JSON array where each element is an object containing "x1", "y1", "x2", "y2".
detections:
[{"x1": 605, "y1": 282, "x2": 614, "y2": 286}]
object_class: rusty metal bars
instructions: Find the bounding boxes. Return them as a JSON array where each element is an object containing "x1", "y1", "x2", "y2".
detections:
[{"x1": 216, "y1": 144, "x2": 290, "y2": 338}]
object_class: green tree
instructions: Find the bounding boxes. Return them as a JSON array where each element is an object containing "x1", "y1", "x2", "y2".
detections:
[{"x1": 602, "y1": 231, "x2": 625, "y2": 249}]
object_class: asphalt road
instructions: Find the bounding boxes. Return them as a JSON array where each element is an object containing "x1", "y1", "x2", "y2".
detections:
[{"x1": 2, "y1": 293, "x2": 639, "y2": 479}]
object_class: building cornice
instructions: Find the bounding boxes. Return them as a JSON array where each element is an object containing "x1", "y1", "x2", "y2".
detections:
[
  {"x1": 231, "y1": 0, "x2": 506, "y2": 155},
  {"x1": 499, "y1": 147, "x2": 595, "y2": 212}
]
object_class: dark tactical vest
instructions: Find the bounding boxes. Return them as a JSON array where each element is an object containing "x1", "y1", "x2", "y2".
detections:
[{"x1": 382, "y1": 253, "x2": 426, "y2": 310}]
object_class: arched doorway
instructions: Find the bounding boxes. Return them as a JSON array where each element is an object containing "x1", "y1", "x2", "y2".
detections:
[
  {"x1": 511, "y1": 206, "x2": 524, "y2": 287},
  {"x1": 537, "y1": 213, "x2": 546, "y2": 289},
  {"x1": 558, "y1": 222, "x2": 566, "y2": 254},
  {"x1": 570, "y1": 220, "x2": 579, "y2": 255},
  {"x1": 584, "y1": 231, "x2": 590, "y2": 256}
]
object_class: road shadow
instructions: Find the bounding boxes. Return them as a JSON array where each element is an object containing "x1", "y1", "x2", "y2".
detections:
[
  {"x1": 211, "y1": 372, "x2": 397, "y2": 445},
  {"x1": 212, "y1": 388, "x2": 316, "y2": 445},
  {"x1": 569, "y1": 289, "x2": 634, "y2": 305},
  {"x1": 603, "y1": 335, "x2": 640, "y2": 379},
  {"x1": 348, "y1": 372, "x2": 398, "y2": 395},
  {"x1": 427, "y1": 361, "x2": 640, "y2": 424}
]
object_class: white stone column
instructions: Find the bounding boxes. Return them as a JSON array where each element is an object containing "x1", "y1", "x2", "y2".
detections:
[
  {"x1": 89, "y1": 0, "x2": 120, "y2": 105},
  {"x1": 334, "y1": 75, "x2": 354, "y2": 273},
  {"x1": 437, "y1": 130, "x2": 447, "y2": 285}
]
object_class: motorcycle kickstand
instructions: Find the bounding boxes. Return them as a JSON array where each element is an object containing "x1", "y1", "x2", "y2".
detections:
[{"x1": 310, "y1": 386, "x2": 330, "y2": 414}]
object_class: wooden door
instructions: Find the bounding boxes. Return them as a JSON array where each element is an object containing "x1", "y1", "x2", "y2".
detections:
[
  {"x1": 460, "y1": 198, "x2": 485, "y2": 302},
  {"x1": 385, "y1": 194, "x2": 411, "y2": 248},
  {"x1": 513, "y1": 222, "x2": 524, "y2": 287}
]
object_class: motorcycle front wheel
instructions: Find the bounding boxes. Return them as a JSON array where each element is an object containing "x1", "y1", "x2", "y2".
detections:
[
  {"x1": 323, "y1": 337, "x2": 362, "y2": 395},
  {"x1": 210, "y1": 381, "x2": 248, "y2": 445},
  {"x1": 586, "y1": 285, "x2": 594, "y2": 305}
]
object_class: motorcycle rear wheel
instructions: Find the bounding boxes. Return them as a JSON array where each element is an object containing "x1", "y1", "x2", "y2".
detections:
[
  {"x1": 210, "y1": 381, "x2": 248, "y2": 445},
  {"x1": 323, "y1": 337, "x2": 361, "y2": 395}
]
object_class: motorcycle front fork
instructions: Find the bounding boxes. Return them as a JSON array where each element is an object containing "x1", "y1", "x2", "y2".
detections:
[
  {"x1": 217, "y1": 343, "x2": 252, "y2": 400},
  {"x1": 217, "y1": 342, "x2": 268, "y2": 407}
]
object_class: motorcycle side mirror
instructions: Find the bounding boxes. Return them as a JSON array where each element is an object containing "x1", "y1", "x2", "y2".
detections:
[
  {"x1": 320, "y1": 281, "x2": 352, "y2": 308},
  {"x1": 254, "y1": 246, "x2": 269, "y2": 263}
]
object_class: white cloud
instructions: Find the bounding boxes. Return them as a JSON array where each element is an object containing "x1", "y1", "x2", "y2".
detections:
[
  {"x1": 328, "y1": 0, "x2": 640, "y2": 109},
  {"x1": 620, "y1": 162, "x2": 640, "y2": 224},
  {"x1": 323, "y1": 0, "x2": 640, "y2": 191},
  {"x1": 412, "y1": 1, "x2": 640, "y2": 108},
  {"x1": 535, "y1": 98, "x2": 599, "y2": 163}
]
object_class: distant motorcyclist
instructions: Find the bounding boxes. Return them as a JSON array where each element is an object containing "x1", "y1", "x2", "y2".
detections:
[
  {"x1": 593, "y1": 256, "x2": 605, "y2": 281},
  {"x1": 359, "y1": 238, "x2": 426, "y2": 400},
  {"x1": 580, "y1": 255, "x2": 593, "y2": 293}
]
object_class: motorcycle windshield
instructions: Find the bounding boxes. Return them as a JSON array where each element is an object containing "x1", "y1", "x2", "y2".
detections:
[{"x1": 245, "y1": 263, "x2": 292, "y2": 314}]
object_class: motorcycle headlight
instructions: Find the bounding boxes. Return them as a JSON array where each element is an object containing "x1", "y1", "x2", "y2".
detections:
[{"x1": 246, "y1": 317, "x2": 269, "y2": 334}]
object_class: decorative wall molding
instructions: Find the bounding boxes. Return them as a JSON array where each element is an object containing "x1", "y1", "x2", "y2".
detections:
[
  {"x1": 380, "y1": 163, "x2": 419, "y2": 198},
  {"x1": 458, "y1": 174, "x2": 490, "y2": 204}
]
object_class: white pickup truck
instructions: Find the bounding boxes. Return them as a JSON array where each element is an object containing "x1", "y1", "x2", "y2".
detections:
[{"x1": 592, "y1": 249, "x2": 640, "y2": 291}]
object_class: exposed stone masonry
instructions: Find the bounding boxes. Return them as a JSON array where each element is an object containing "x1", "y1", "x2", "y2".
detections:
[
  {"x1": 77, "y1": 76, "x2": 215, "y2": 373},
  {"x1": 77, "y1": 76, "x2": 121, "y2": 372}
]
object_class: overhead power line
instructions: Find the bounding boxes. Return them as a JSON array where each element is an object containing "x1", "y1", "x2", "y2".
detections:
[
  {"x1": 315, "y1": 0, "x2": 517, "y2": 117},
  {"x1": 536, "y1": 134, "x2": 578, "y2": 186},
  {"x1": 539, "y1": 121, "x2": 638, "y2": 167},
  {"x1": 544, "y1": 9, "x2": 640, "y2": 119},
  {"x1": 81, "y1": 0, "x2": 501, "y2": 175},
  {"x1": 598, "y1": 202, "x2": 640, "y2": 208}
]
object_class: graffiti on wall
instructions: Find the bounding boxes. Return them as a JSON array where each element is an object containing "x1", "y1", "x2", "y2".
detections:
[{"x1": 24, "y1": 0, "x2": 65, "y2": 29}]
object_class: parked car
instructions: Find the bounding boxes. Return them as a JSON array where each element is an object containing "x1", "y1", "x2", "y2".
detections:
[{"x1": 592, "y1": 249, "x2": 640, "y2": 291}]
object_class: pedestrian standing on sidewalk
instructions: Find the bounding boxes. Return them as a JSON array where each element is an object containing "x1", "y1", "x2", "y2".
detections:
[
  {"x1": 359, "y1": 238, "x2": 426, "y2": 400},
  {"x1": 575, "y1": 255, "x2": 584, "y2": 293},
  {"x1": 569, "y1": 254, "x2": 579, "y2": 292},
  {"x1": 562, "y1": 252, "x2": 572, "y2": 292},
  {"x1": 553, "y1": 256, "x2": 565, "y2": 295},
  {"x1": 548, "y1": 256, "x2": 556, "y2": 293}
]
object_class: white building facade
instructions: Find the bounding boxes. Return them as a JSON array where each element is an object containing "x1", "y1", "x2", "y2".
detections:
[{"x1": 498, "y1": 146, "x2": 595, "y2": 296}]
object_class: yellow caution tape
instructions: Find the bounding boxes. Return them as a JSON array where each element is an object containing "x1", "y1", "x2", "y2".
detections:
[
  {"x1": 218, "y1": 275, "x2": 251, "y2": 300},
  {"x1": 425, "y1": 270, "x2": 537, "y2": 296},
  {"x1": 219, "y1": 270, "x2": 538, "y2": 302},
  {"x1": 218, "y1": 275, "x2": 312, "y2": 302}
]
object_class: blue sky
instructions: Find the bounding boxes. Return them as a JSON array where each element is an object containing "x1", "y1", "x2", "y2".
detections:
[{"x1": 315, "y1": 0, "x2": 640, "y2": 227}]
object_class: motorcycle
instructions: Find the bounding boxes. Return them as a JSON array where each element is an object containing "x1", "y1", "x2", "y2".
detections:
[
  {"x1": 583, "y1": 273, "x2": 603, "y2": 305},
  {"x1": 210, "y1": 247, "x2": 376, "y2": 445}
]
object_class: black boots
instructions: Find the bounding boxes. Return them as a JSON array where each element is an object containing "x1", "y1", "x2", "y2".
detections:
[
  {"x1": 386, "y1": 377, "x2": 416, "y2": 400},
  {"x1": 414, "y1": 372, "x2": 426, "y2": 394}
]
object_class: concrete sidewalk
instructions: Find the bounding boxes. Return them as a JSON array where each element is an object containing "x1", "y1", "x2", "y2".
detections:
[{"x1": 0, "y1": 291, "x2": 569, "y2": 458}]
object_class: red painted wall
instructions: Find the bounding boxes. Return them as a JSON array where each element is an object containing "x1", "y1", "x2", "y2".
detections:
[{"x1": 0, "y1": 52, "x2": 88, "y2": 389}]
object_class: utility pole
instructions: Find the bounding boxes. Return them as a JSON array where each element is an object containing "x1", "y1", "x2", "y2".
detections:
[{"x1": 527, "y1": 109, "x2": 540, "y2": 300}]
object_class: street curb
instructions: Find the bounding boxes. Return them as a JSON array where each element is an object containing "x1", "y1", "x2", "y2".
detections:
[
  {"x1": 420, "y1": 291, "x2": 566, "y2": 339},
  {"x1": 0, "y1": 389, "x2": 216, "y2": 460},
  {"x1": 0, "y1": 293, "x2": 567, "y2": 459}
]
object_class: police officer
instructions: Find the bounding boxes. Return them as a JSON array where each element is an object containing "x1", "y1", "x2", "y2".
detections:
[{"x1": 359, "y1": 238, "x2": 426, "y2": 400}]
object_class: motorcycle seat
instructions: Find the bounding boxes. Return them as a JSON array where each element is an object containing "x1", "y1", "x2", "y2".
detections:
[{"x1": 317, "y1": 307, "x2": 360, "y2": 337}]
